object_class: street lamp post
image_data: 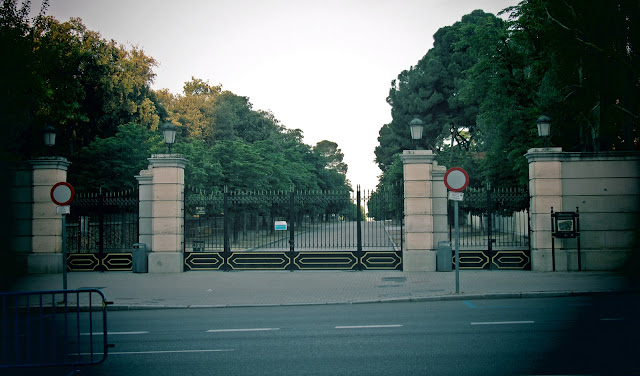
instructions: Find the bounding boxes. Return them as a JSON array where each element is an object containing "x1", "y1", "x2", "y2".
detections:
[
  {"x1": 162, "y1": 122, "x2": 177, "y2": 153},
  {"x1": 537, "y1": 115, "x2": 551, "y2": 147}
]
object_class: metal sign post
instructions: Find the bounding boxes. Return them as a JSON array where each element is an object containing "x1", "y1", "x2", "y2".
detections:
[
  {"x1": 51, "y1": 182, "x2": 75, "y2": 289},
  {"x1": 62, "y1": 211, "x2": 67, "y2": 289},
  {"x1": 454, "y1": 198, "x2": 460, "y2": 293},
  {"x1": 444, "y1": 168, "x2": 469, "y2": 294}
]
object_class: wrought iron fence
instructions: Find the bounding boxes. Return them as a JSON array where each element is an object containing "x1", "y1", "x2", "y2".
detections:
[
  {"x1": 184, "y1": 186, "x2": 403, "y2": 253},
  {"x1": 448, "y1": 186, "x2": 531, "y2": 270},
  {"x1": 66, "y1": 189, "x2": 139, "y2": 253},
  {"x1": 450, "y1": 186, "x2": 530, "y2": 249}
]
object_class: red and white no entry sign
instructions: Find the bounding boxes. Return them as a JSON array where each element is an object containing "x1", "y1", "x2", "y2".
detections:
[
  {"x1": 444, "y1": 167, "x2": 469, "y2": 192},
  {"x1": 50, "y1": 182, "x2": 75, "y2": 206}
]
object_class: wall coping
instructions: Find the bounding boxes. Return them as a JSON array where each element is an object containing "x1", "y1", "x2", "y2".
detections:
[
  {"x1": 525, "y1": 148, "x2": 640, "y2": 163},
  {"x1": 148, "y1": 154, "x2": 188, "y2": 169},
  {"x1": 29, "y1": 157, "x2": 71, "y2": 170},
  {"x1": 432, "y1": 162, "x2": 447, "y2": 176},
  {"x1": 135, "y1": 169, "x2": 153, "y2": 183},
  {"x1": 400, "y1": 149, "x2": 436, "y2": 164}
]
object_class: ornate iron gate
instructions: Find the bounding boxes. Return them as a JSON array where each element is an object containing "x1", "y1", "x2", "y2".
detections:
[
  {"x1": 449, "y1": 185, "x2": 531, "y2": 270},
  {"x1": 184, "y1": 186, "x2": 403, "y2": 271},
  {"x1": 65, "y1": 189, "x2": 138, "y2": 271}
]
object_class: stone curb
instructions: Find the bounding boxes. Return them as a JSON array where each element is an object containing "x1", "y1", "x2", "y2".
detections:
[{"x1": 105, "y1": 288, "x2": 638, "y2": 311}]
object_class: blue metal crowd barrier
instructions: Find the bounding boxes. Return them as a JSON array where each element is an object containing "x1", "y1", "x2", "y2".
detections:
[{"x1": 0, "y1": 288, "x2": 113, "y2": 372}]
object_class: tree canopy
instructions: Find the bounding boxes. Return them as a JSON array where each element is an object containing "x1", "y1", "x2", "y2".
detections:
[
  {"x1": 375, "y1": 1, "x2": 638, "y2": 194},
  {"x1": 1, "y1": 0, "x2": 351, "y2": 194}
]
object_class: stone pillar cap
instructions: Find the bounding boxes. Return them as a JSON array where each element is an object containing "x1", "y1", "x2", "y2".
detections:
[
  {"x1": 29, "y1": 157, "x2": 71, "y2": 170},
  {"x1": 401, "y1": 149, "x2": 436, "y2": 164},
  {"x1": 148, "y1": 154, "x2": 188, "y2": 168}
]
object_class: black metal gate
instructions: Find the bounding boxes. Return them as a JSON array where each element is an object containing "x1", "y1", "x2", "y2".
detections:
[
  {"x1": 65, "y1": 189, "x2": 138, "y2": 271},
  {"x1": 184, "y1": 186, "x2": 403, "y2": 271},
  {"x1": 449, "y1": 185, "x2": 531, "y2": 270}
]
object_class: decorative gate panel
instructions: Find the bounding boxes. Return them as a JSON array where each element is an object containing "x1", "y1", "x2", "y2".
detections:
[
  {"x1": 184, "y1": 186, "x2": 403, "y2": 271},
  {"x1": 450, "y1": 186, "x2": 530, "y2": 270},
  {"x1": 66, "y1": 189, "x2": 138, "y2": 271}
]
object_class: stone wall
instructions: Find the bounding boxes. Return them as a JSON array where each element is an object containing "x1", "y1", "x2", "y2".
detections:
[{"x1": 526, "y1": 148, "x2": 640, "y2": 271}]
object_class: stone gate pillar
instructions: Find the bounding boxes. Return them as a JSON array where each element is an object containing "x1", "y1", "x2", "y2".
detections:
[
  {"x1": 135, "y1": 169, "x2": 153, "y2": 255},
  {"x1": 525, "y1": 148, "x2": 563, "y2": 271},
  {"x1": 28, "y1": 157, "x2": 71, "y2": 273},
  {"x1": 9, "y1": 162, "x2": 33, "y2": 273},
  {"x1": 136, "y1": 154, "x2": 187, "y2": 273},
  {"x1": 400, "y1": 150, "x2": 447, "y2": 271}
]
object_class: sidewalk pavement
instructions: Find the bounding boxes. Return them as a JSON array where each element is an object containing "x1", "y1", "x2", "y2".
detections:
[{"x1": 5, "y1": 270, "x2": 637, "y2": 310}]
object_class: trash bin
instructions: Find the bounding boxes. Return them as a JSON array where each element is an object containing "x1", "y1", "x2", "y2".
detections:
[
  {"x1": 437, "y1": 241, "x2": 452, "y2": 272},
  {"x1": 132, "y1": 243, "x2": 147, "y2": 273}
]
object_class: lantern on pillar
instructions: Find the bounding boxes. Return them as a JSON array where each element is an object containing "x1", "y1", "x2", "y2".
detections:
[
  {"x1": 409, "y1": 116, "x2": 424, "y2": 140},
  {"x1": 536, "y1": 115, "x2": 551, "y2": 147},
  {"x1": 43, "y1": 124, "x2": 56, "y2": 147},
  {"x1": 162, "y1": 122, "x2": 177, "y2": 153}
]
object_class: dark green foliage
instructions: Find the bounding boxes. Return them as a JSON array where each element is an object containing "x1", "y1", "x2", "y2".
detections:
[
  {"x1": 506, "y1": 0, "x2": 639, "y2": 152},
  {"x1": 1, "y1": 1, "x2": 351, "y2": 194},
  {"x1": 0, "y1": 0, "x2": 49, "y2": 161},
  {"x1": 68, "y1": 123, "x2": 162, "y2": 191},
  {"x1": 375, "y1": 2, "x2": 639, "y2": 197},
  {"x1": 368, "y1": 154, "x2": 404, "y2": 221},
  {"x1": 1, "y1": 1, "x2": 160, "y2": 161}
]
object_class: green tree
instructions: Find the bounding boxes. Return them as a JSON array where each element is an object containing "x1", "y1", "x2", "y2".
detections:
[
  {"x1": 313, "y1": 140, "x2": 348, "y2": 175},
  {"x1": 33, "y1": 16, "x2": 159, "y2": 155},
  {"x1": 376, "y1": 10, "x2": 505, "y2": 187},
  {"x1": 1, "y1": 2, "x2": 352, "y2": 196},
  {"x1": 1, "y1": 1, "x2": 160, "y2": 161},
  {"x1": 368, "y1": 154, "x2": 404, "y2": 220},
  {"x1": 166, "y1": 77, "x2": 221, "y2": 140},
  {"x1": 505, "y1": 0, "x2": 639, "y2": 152},
  {"x1": 69, "y1": 123, "x2": 162, "y2": 191},
  {"x1": 173, "y1": 138, "x2": 224, "y2": 190},
  {"x1": 455, "y1": 7, "x2": 539, "y2": 188},
  {"x1": 0, "y1": 0, "x2": 49, "y2": 160}
]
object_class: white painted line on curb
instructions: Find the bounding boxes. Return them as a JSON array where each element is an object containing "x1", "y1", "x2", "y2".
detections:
[
  {"x1": 335, "y1": 325, "x2": 403, "y2": 329},
  {"x1": 207, "y1": 328, "x2": 280, "y2": 333},
  {"x1": 81, "y1": 331, "x2": 150, "y2": 336},
  {"x1": 77, "y1": 349, "x2": 234, "y2": 355},
  {"x1": 471, "y1": 321, "x2": 535, "y2": 325}
]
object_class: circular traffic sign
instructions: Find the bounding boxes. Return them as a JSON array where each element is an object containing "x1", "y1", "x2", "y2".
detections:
[
  {"x1": 51, "y1": 182, "x2": 75, "y2": 206},
  {"x1": 444, "y1": 167, "x2": 469, "y2": 192}
]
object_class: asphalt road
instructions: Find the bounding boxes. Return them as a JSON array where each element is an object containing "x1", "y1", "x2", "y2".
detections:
[{"x1": 7, "y1": 293, "x2": 639, "y2": 376}]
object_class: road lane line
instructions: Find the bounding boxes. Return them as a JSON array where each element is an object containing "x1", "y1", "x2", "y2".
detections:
[
  {"x1": 77, "y1": 349, "x2": 234, "y2": 355},
  {"x1": 80, "y1": 331, "x2": 149, "y2": 336},
  {"x1": 206, "y1": 328, "x2": 280, "y2": 333},
  {"x1": 335, "y1": 325, "x2": 403, "y2": 329},
  {"x1": 470, "y1": 321, "x2": 534, "y2": 325}
]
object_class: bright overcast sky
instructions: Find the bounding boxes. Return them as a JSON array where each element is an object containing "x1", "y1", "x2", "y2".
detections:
[{"x1": 33, "y1": 0, "x2": 518, "y2": 191}]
